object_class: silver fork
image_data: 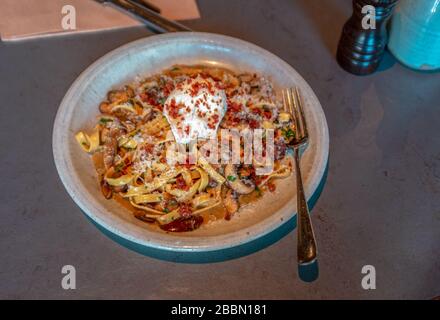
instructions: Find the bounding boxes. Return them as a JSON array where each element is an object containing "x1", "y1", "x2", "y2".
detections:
[{"x1": 282, "y1": 88, "x2": 317, "y2": 265}]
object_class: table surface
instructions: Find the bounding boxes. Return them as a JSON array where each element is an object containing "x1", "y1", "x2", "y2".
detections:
[{"x1": 1, "y1": 0, "x2": 439, "y2": 299}]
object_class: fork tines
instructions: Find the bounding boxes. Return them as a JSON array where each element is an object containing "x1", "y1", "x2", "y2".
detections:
[{"x1": 282, "y1": 88, "x2": 308, "y2": 145}]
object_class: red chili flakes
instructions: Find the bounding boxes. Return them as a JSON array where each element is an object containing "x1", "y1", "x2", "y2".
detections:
[
  {"x1": 175, "y1": 176, "x2": 189, "y2": 191},
  {"x1": 184, "y1": 125, "x2": 191, "y2": 135},
  {"x1": 189, "y1": 78, "x2": 216, "y2": 97},
  {"x1": 249, "y1": 119, "x2": 259, "y2": 129},
  {"x1": 254, "y1": 176, "x2": 264, "y2": 186},
  {"x1": 140, "y1": 92, "x2": 158, "y2": 107},
  {"x1": 166, "y1": 98, "x2": 185, "y2": 119},
  {"x1": 208, "y1": 114, "x2": 219, "y2": 128},
  {"x1": 189, "y1": 82, "x2": 201, "y2": 96},
  {"x1": 205, "y1": 81, "x2": 214, "y2": 95},
  {"x1": 207, "y1": 114, "x2": 219, "y2": 129},
  {"x1": 163, "y1": 82, "x2": 174, "y2": 96},
  {"x1": 248, "y1": 167, "x2": 262, "y2": 186},
  {"x1": 215, "y1": 82, "x2": 226, "y2": 90},
  {"x1": 263, "y1": 111, "x2": 272, "y2": 119},
  {"x1": 229, "y1": 117, "x2": 240, "y2": 126},
  {"x1": 143, "y1": 143, "x2": 154, "y2": 154},
  {"x1": 197, "y1": 110, "x2": 207, "y2": 118},
  {"x1": 252, "y1": 108, "x2": 262, "y2": 115},
  {"x1": 228, "y1": 101, "x2": 242, "y2": 112},
  {"x1": 267, "y1": 181, "x2": 276, "y2": 192}
]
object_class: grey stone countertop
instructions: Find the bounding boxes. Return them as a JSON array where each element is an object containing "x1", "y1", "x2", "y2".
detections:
[{"x1": 0, "y1": 0, "x2": 439, "y2": 299}]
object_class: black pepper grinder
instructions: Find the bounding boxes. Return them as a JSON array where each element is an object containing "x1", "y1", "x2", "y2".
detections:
[{"x1": 337, "y1": 0, "x2": 399, "y2": 75}]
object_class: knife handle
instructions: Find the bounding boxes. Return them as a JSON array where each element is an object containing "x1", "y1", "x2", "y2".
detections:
[
  {"x1": 110, "y1": 0, "x2": 191, "y2": 33},
  {"x1": 128, "y1": 0, "x2": 161, "y2": 14}
]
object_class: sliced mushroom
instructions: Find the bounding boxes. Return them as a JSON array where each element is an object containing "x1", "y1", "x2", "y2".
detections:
[
  {"x1": 113, "y1": 185, "x2": 128, "y2": 193},
  {"x1": 165, "y1": 65, "x2": 204, "y2": 77},
  {"x1": 107, "y1": 86, "x2": 134, "y2": 103},
  {"x1": 238, "y1": 73, "x2": 254, "y2": 83},
  {"x1": 99, "y1": 101, "x2": 112, "y2": 114},
  {"x1": 100, "y1": 177, "x2": 113, "y2": 199},
  {"x1": 224, "y1": 164, "x2": 255, "y2": 194},
  {"x1": 101, "y1": 127, "x2": 118, "y2": 170},
  {"x1": 133, "y1": 210, "x2": 156, "y2": 223},
  {"x1": 125, "y1": 85, "x2": 135, "y2": 98}
]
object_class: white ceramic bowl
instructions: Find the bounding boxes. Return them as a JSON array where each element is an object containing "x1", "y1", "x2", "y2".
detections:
[{"x1": 53, "y1": 32, "x2": 329, "y2": 262}]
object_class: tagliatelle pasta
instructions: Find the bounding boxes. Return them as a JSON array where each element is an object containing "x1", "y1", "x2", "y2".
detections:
[
  {"x1": 76, "y1": 65, "x2": 296, "y2": 232},
  {"x1": 75, "y1": 127, "x2": 100, "y2": 153}
]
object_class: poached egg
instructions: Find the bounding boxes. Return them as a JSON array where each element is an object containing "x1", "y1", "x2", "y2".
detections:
[{"x1": 164, "y1": 76, "x2": 227, "y2": 144}]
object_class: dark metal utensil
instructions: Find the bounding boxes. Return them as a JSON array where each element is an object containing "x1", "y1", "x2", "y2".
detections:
[
  {"x1": 95, "y1": 0, "x2": 192, "y2": 33},
  {"x1": 128, "y1": 0, "x2": 161, "y2": 14}
]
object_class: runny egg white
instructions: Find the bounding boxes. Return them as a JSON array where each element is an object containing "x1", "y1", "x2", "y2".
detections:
[{"x1": 164, "y1": 76, "x2": 227, "y2": 144}]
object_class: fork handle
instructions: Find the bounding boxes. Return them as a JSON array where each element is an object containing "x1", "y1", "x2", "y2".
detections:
[{"x1": 294, "y1": 148, "x2": 317, "y2": 265}]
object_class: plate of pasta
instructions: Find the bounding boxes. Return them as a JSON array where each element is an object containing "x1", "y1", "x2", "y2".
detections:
[{"x1": 53, "y1": 32, "x2": 329, "y2": 261}]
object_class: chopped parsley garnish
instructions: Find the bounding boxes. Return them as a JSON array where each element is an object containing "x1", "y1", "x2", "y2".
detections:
[
  {"x1": 114, "y1": 162, "x2": 124, "y2": 173},
  {"x1": 255, "y1": 186, "x2": 263, "y2": 197},
  {"x1": 163, "y1": 208, "x2": 170, "y2": 213},
  {"x1": 158, "y1": 97, "x2": 166, "y2": 105},
  {"x1": 227, "y1": 175, "x2": 237, "y2": 182},
  {"x1": 99, "y1": 118, "x2": 113, "y2": 125},
  {"x1": 282, "y1": 128, "x2": 295, "y2": 139}
]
